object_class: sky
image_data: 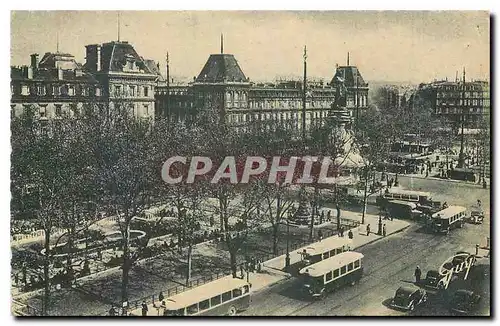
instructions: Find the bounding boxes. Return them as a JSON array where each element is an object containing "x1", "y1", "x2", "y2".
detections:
[{"x1": 10, "y1": 11, "x2": 490, "y2": 84}]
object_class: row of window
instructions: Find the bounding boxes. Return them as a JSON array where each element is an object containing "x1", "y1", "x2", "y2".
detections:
[
  {"x1": 436, "y1": 107, "x2": 483, "y2": 114},
  {"x1": 383, "y1": 193, "x2": 420, "y2": 201},
  {"x1": 324, "y1": 259, "x2": 362, "y2": 283},
  {"x1": 114, "y1": 85, "x2": 150, "y2": 97},
  {"x1": 437, "y1": 90, "x2": 488, "y2": 98},
  {"x1": 321, "y1": 247, "x2": 346, "y2": 260},
  {"x1": 14, "y1": 84, "x2": 101, "y2": 97},
  {"x1": 447, "y1": 211, "x2": 465, "y2": 224},
  {"x1": 182, "y1": 285, "x2": 250, "y2": 315},
  {"x1": 227, "y1": 111, "x2": 330, "y2": 124},
  {"x1": 248, "y1": 100, "x2": 334, "y2": 110},
  {"x1": 437, "y1": 99, "x2": 486, "y2": 106}
]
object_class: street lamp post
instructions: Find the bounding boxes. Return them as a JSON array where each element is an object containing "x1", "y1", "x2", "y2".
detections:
[{"x1": 285, "y1": 216, "x2": 290, "y2": 270}]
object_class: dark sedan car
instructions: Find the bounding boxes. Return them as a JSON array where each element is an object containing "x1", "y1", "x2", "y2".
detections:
[
  {"x1": 449, "y1": 289, "x2": 481, "y2": 315},
  {"x1": 390, "y1": 285, "x2": 428, "y2": 311},
  {"x1": 422, "y1": 270, "x2": 443, "y2": 290}
]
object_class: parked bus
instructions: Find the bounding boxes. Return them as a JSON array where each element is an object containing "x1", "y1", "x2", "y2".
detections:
[
  {"x1": 429, "y1": 206, "x2": 467, "y2": 234},
  {"x1": 298, "y1": 236, "x2": 351, "y2": 267},
  {"x1": 377, "y1": 189, "x2": 432, "y2": 208},
  {"x1": 299, "y1": 251, "x2": 364, "y2": 299},
  {"x1": 386, "y1": 200, "x2": 423, "y2": 220},
  {"x1": 162, "y1": 276, "x2": 251, "y2": 316}
]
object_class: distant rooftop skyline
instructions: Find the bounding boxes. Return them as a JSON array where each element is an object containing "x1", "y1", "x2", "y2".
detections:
[{"x1": 11, "y1": 11, "x2": 490, "y2": 84}]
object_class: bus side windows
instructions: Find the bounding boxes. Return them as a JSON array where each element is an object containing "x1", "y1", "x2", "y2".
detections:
[
  {"x1": 210, "y1": 295, "x2": 221, "y2": 307},
  {"x1": 340, "y1": 266, "x2": 347, "y2": 275},
  {"x1": 325, "y1": 271, "x2": 333, "y2": 282},
  {"x1": 354, "y1": 260, "x2": 360, "y2": 268},
  {"x1": 186, "y1": 303, "x2": 199, "y2": 315},
  {"x1": 336, "y1": 248, "x2": 342, "y2": 255},
  {"x1": 333, "y1": 269, "x2": 340, "y2": 279},
  {"x1": 232, "y1": 288, "x2": 242, "y2": 298},
  {"x1": 243, "y1": 285, "x2": 250, "y2": 294},
  {"x1": 199, "y1": 299, "x2": 210, "y2": 311},
  {"x1": 347, "y1": 262, "x2": 354, "y2": 272},
  {"x1": 323, "y1": 253, "x2": 329, "y2": 260},
  {"x1": 329, "y1": 250, "x2": 336, "y2": 256},
  {"x1": 222, "y1": 291, "x2": 232, "y2": 303}
]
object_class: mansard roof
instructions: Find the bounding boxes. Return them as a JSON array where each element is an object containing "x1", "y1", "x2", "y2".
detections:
[
  {"x1": 195, "y1": 54, "x2": 248, "y2": 83},
  {"x1": 99, "y1": 41, "x2": 155, "y2": 74},
  {"x1": 331, "y1": 66, "x2": 368, "y2": 88}
]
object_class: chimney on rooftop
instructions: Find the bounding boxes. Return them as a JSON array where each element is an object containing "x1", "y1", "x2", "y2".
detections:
[
  {"x1": 27, "y1": 66, "x2": 33, "y2": 79},
  {"x1": 30, "y1": 53, "x2": 39, "y2": 70},
  {"x1": 85, "y1": 44, "x2": 102, "y2": 72}
]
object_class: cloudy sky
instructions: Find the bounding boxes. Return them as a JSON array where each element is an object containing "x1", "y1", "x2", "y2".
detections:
[{"x1": 10, "y1": 11, "x2": 490, "y2": 83}]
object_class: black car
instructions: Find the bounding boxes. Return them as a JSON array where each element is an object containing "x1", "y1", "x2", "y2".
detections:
[
  {"x1": 422, "y1": 270, "x2": 443, "y2": 290},
  {"x1": 390, "y1": 285, "x2": 428, "y2": 311},
  {"x1": 449, "y1": 289, "x2": 481, "y2": 315}
]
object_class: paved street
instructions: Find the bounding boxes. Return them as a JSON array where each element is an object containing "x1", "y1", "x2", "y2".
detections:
[{"x1": 241, "y1": 202, "x2": 490, "y2": 316}]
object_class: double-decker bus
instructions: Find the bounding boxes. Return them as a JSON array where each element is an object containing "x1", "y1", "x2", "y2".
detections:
[
  {"x1": 298, "y1": 236, "x2": 351, "y2": 267},
  {"x1": 162, "y1": 276, "x2": 251, "y2": 316},
  {"x1": 430, "y1": 206, "x2": 467, "y2": 234},
  {"x1": 299, "y1": 251, "x2": 364, "y2": 299}
]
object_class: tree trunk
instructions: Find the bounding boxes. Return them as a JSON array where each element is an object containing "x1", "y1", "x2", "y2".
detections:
[
  {"x1": 361, "y1": 169, "x2": 369, "y2": 225},
  {"x1": 185, "y1": 244, "x2": 193, "y2": 286},
  {"x1": 120, "y1": 225, "x2": 131, "y2": 315},
  {"x1": 272, "y1": 224, "x2": 279, "y2": 255},
  {"x1": 42, "y1": 228, "x2": 51, "y2": 316},
  {"x1": 229, "y1": 246, "x2": 238, "y2": 278}
]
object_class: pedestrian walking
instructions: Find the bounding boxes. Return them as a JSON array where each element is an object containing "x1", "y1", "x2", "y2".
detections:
[
  {"x1": 340, "y1": 226, "x2": 345, "y2": 237},
  {"x1": 240, "y1": 265, "x2": 246, "y2": 280},
  {"x1": 158, "y1": 291, "x2": 164, "y2": 303},
  {"x1": 14, "y1": 273, "x2": 19, "y2": 287},
  {"x1": 318, "y1": 229, "x2": 323, "y2": 241},
  {"x1": 382, "y1": 224, "x2": 387, "y2": 237},
  {"x1": 348, "y1": 229, "x2": 353, "y2": 239},
  {"x1": 141, "y1": 301, "x2": 148, "y2": 316},
  {"x1": 414, "y1": 266, "x2": 422, "y2": 284},
  {"x1": 366, "y1": 224, "x2": 371, "y2": 236},
  {"x1": 477, "y1": 199, "x2": 482, "y2": 208},
  {"x1": 327, "y1": 210, "x2": 331, "y2": 222}
]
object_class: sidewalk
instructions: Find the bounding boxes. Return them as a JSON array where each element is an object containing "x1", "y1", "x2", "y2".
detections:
[{"x1": 264, "y1": 213, "x2": 410, "y2": 271}]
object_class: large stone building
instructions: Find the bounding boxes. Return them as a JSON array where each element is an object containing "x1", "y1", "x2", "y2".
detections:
[
  {"x1": 155, "y1": 49, "x2": 369, "y2": 131},
  {"x1": 12, "y1": 40, "x2": 370, "y2": 131},
  {"x1": 10, "y1": 52, "x2": 101, "y2": 122},
  {"x1": 410, "y1": 71, "x2": 490, "y2": 128},
  {"x1": 11, "y1": 41, "x2": 159, "y2": 121},
  {"x1": 83, "y1": 41, "x2": 158, "y2": 118}
]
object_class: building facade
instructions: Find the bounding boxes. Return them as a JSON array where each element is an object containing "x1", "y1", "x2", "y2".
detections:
[
  {"x1": 11, "y1": 41, "x2": 159, "y2": 121},
  {"x1": 414, "y1": 76, "x2": 490, "y2": 128},
  {"x1": 155, "y1": 50, "x2": 369, "y2": 131},
  {"x1": 11, "y1": 52, "x2": 101, "y2": 123},
  {"x1": 12, "y1": 40, "x2": 370, "y2": 131}
]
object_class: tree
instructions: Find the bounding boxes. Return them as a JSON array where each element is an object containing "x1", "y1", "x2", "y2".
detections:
[
  {"x1": 83, "y1": 100, "x2": 161, "y2": 314},
  {"x1": 11, "y1": 107, "x2": 75, "y2": 315},
  {"x1": 356, "y1": 108, "x2": 393, "y2": 224}
]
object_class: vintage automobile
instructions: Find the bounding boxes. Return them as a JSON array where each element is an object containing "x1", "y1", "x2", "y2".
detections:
[
  {"x1": 422, "y1": 270, "x2": 443, "y2": 290},
  {"x1": 468, "y1": 206, "x2": 484, "y2": 224},
  {"x1": 390, "y1": 285, "x2": 428, "y2": 311},
  {"x1": 449, "y1": 289, "x2": 481, "y2": 315}
]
